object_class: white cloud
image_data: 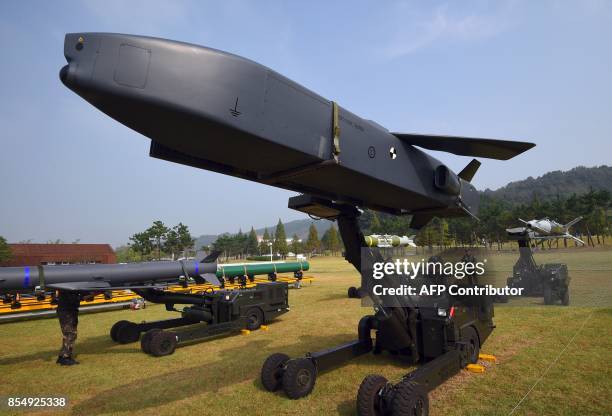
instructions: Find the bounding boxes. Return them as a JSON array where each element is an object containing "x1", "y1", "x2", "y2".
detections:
[{"x1": 384, "y1": 2, "x2": 516, "y2": 58}]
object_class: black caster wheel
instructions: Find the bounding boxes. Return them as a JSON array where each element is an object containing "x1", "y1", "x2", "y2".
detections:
[
  {"x1": 357, "y1": 374, "x2": 388, "y2": 416},
  {"x1": 148, "y1": 331, "x2": 178, "y2": 357},
  {"x1": 282, "y1": 358, "x2": 316, "y2": 399},
  {"x1": 261, "y1": 353, "x2": 290, "y2": 392}
]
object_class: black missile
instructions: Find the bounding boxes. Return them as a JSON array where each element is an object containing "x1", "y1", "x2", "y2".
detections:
[
  {"x1": 0, "y1": 252, "x2": 220, "y2": 294},
  {"x1": 59, "y1": 33, "x2": 535, "y2": 228}
]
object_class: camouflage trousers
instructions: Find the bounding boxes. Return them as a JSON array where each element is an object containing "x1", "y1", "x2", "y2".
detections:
[{"x1": 57, "y1": 308, "x2": 78, "y2": 358}]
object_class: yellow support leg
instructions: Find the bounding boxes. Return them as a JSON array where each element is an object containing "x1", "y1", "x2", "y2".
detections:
[
  {"x1": 241, "y1": 329, "x2": 251, "y2": 335},
  {"x1": 260, "y1": 325, "x2": 269, "y2": 331},
  {"x1": 478, "y1": 353, "x2": 498, "y2": 364},
  {"x1": 466, "y1": 364, "x2": 486, "y2": 373}
]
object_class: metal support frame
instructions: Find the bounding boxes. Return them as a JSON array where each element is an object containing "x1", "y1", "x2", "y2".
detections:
[{"x1": 266, "y1": 195, "x2": 489, "y2": 414}]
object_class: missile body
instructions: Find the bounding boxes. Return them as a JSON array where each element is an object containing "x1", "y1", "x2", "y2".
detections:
[
  {"x1": 0, "y1": 259, "x2": 216, "y2": 294},
  {"x1": 364, "y1": 235, "x2": 416, "y2": 248},
  {"x1": 217, "y1": 261, "x2": 308, "y2": 278},
  {"x1": 59, "y1": 33, "x2": 480, "y2": 217},
  {"x1": 0, "y1": 259, "x2": 307, "y2": 295}
]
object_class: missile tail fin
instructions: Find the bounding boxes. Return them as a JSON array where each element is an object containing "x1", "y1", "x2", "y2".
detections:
[
  {"x1": 199, "y1": 273, "x2": 222, "y2": 286},
  {"x1": 201, "y1": 250, "x2": 222, "y2": 264},
  {"x1": 567, "y1": 234, "x2": 586, "y2": 246},
  {"x1": 564, "y1": 216, "x2": 583, "y2": 230},
  {"x1": 458, "y1": 159, "x2": 481, "y2": 182}
]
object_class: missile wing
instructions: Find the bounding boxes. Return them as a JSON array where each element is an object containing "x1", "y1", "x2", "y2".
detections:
[
  {"x1": 391, "y1": 134, "x2": 535, "y2": 160},
  {"x1": 60, "y1": 33, "x2": 534, "y2": 227}
]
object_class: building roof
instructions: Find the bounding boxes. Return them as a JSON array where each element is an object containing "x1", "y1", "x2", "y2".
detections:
[
  {"x1": 8, "y1": 244, "x2": 115, "y2": 257},
  {"x1": 2, "y1": 244, "x2": 117, "y2": 266}
]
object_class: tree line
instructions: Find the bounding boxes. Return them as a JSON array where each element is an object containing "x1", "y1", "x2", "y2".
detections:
[
  {"x1": 115, "y1": 221, "x2": 195, "y2": 262},
  {"x1": 3, "y1": 189, "x2": 606, "y2": 265},
  {"x1": 360, "y1": 189, "x2": 610, "y2": 249},
  {"x1": 210, "y1": 220, "x2": 343, "y2": 260}
]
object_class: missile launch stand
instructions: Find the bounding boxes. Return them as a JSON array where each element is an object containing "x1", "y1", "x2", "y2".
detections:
[
  {"x1": 506, "y1": 233, "x2": 570, "y2": 306},
  {"x1": 260, "y1": 196, "x2": 495, "y2": 415},
  {"x1": 109, "y1": 282, "x2": 290, "y2": 356}
]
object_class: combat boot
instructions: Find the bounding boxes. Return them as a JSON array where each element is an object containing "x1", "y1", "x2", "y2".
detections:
[{"x1": 56, "y1": 356, "x2": 80, "y2": 366}]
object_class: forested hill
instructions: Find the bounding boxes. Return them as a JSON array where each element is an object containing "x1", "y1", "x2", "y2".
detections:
[
  {"x1": 194, "y1": 165, "x2": 611, "y2": 248},
  {"x1": 482, "y1": 165, "x2": 612, "y2": 204}
]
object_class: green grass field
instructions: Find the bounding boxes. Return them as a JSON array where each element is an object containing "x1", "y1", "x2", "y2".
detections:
[{"x1": 0, "y1": 249, "x2": 611, "y2": 415}]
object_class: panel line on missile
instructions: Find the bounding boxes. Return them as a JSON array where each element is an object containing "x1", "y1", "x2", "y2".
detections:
[{"x1": 113, "y1": 44, "x2": 151, "y2": 89}]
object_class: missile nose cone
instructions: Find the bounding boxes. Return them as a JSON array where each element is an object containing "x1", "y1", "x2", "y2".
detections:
[{"x1": 59, "y1": 65, "x2": 69, "y2": 85}]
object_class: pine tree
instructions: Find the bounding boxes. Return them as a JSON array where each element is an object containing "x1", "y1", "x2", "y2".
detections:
[
  {"x1": 330, "y1": 226, "x2": 341, "y2": 254},
  {"x1": 306, "y1": 223, "x2": 320, "y2": 254},
  {"x1": 274, "y1": 219, "x2": 288, "y2": 257},
  {"x1": 370, "y1": 212, "x2": 382, "y2": 233},
  {"x1": 247, "y1": 227, "x2": 259, "y2": 255},
  {"x1": 290, "y1": 234, "x2": 301, "y2": 255},
  {"x1": 0, "y1": 236, "x2": 12, "y2": 263},
  {"x1": 147, "y1": 220, "x2": 169, "y2": 260},
  {"x1": 322, "y1": 225, "x2": 340, "y2": 254}
]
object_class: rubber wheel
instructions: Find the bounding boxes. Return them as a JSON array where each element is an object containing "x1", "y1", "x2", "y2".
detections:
[
  {"x1": 390, "y1": 380, "x2": 429, "y2": 416},
  {"x1": 110, "y1": 320, "x2": 130, "y2": 342},
  {"x1": 462, "y1": 326, "x2": 480, "y2": 364},
  {"x1": 543, "y1": 285, "x2": 553, "y2": 305},
  {"x1": 141, "y1": 328, "x2": 163, "y2": 354},
  {"x1": 282, "y1": 358, "x2": 316, "y2": 399},
  {"x1": 149, "y1": 331, "x2": 178, "y2": 357},
  {"x1": 357, "y1": 374, "x2": 388, "y2": 416},
  {"x1": 245, "y1": 307, "x2": 263, "y2": 330},
  {"x1": 562, "y1": 289, "x2": 570, "y2": 306},
  {"x1": 116, "y1": 322, "x2": 141, "y2": 344},
  {"x1": 261, "y1": 353, "x2": 290, "y2": 392},
  {"x1": 348, "y1": 286, "x2": 358, "y2": 298}
]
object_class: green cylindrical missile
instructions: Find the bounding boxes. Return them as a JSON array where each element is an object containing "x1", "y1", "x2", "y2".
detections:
[{"x1": 216, "y1": 261, "x2": 309, "y2": 278}]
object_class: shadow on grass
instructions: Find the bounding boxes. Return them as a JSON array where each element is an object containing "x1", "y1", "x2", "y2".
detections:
[
  {"x1": 0, "y1": 334, "x2": 138, "y2": 365},
  {"x1": 316, "y1": 291, "x2": 352, "y2": 302},
  {"x1": 337, "y1": 399, "x2": 356, "y2": 415},
  {"x1": 71, "y1": 333, "x2": 363, "y2": 415}
]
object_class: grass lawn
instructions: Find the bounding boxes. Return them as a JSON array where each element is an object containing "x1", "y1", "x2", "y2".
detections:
[{"x1": 0, "y1": 248, "x2": 610, "y2": 415}]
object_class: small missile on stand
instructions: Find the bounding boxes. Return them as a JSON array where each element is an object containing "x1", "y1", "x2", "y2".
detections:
[{"x1": 364, "y1": 234, "x2": 417, "y2": 248}]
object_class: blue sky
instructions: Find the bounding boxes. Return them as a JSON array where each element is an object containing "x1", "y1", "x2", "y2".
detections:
[{"x1": 0, "y1": 1, "x2": 610, "y2": 246}]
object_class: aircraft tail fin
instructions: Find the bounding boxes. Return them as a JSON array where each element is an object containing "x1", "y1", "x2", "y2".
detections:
[
  {"x1": 564, "y1": 216, "x2": 583, "y2": 230},
  {"x1": 458, "y1": 159, "x2": 481, "y2": 182}
]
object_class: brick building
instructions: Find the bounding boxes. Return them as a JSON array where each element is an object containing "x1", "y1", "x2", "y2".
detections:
[{"x1": 1, "y1": 244, "x2": 116, "y2": 267}]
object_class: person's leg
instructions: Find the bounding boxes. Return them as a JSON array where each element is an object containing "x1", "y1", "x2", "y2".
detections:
[{"x1": 56, "y1": 308, "x2": 79, "y2": 365}]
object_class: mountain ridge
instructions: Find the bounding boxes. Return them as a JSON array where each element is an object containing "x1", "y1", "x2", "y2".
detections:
[{"x1": 195, "y1": 165, "x2": 611, "y2": 247}]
